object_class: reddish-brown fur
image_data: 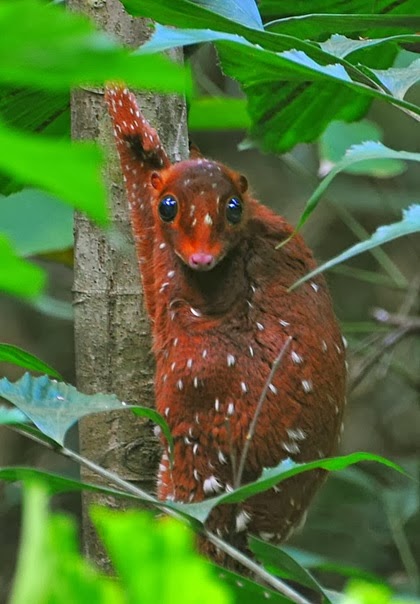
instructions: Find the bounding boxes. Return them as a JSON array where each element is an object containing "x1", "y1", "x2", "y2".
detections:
[{"x1": 105, "y1": 85, "x2": 346, "y2": 564}]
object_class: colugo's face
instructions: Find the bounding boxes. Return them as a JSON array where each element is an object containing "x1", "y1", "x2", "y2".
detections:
[{"x1": 151, "y1": 160, "x2": 249, "y2": 271}]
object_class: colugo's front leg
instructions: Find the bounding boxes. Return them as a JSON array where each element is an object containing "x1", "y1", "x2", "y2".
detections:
[{"x1": 105, "y1": 85, "x2": 171, "y2": 320}]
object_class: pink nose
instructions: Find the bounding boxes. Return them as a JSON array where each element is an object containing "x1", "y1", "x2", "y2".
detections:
[{"x1": 189, "y1": 252, "x2": 215, "y2": 270}]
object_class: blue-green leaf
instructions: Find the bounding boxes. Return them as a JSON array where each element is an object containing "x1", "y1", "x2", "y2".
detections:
[
  {"x1": 291, "y1": 204, "x2": 420, "y2": 289},
  {"x1": 0, "y1": 189, "x2": 73, "y2": 257},
  {"x1": 0, "y1": 406, "x2": 28, "y2": 425},
  {"x1": 0, "y1": 373, "x2": 128, "y2": 445}
]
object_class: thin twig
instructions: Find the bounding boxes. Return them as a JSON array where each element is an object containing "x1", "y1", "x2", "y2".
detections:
[
  {"x1": 8, "y1": 424, "x2": 313, "y2": 604},
  {"x1": 234, "y1": 337, "x2": 293, "y2": 489}
]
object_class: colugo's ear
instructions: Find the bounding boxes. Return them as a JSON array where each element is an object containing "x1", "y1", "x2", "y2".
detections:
[
  {"x1": 151, "y1": 171, "x2": 164, "y2": 191},
  {"x1": 238, "y1": 174, "x2": 248, "y2": 194},
  {"x1": 189, "y1": 141, "x2": 203, "y2": 160}
]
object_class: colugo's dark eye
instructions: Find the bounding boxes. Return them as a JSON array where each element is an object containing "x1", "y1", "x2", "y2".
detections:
[
  {"x1": 158, "y1": 195, "x2": 178, "y2": 222},
  {"x1": 226, "y1": 197, "x2": 243, "y2": 224}
]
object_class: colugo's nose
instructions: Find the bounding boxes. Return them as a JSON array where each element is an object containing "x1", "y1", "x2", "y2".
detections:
[{"x1": 189, "y1": 252, "x2": 215, "y2": 270}]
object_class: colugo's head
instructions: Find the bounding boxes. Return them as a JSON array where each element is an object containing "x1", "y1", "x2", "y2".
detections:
[{"x1": 150, "y1": 159, "x2": 249, "y2": 271}]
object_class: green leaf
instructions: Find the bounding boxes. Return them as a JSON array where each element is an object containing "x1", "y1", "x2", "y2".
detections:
[
  {"x1": 0, "y1": 373, "x2": 172, "y2": 450},
  {"x1": 0, "y1": 122, "x2": 108, "y2": 225},
  {"x1": 249, "y1": 539, "x2": 332, "y2": 602},
  {"x1": 181, "y1": 452, "x2": 406, "y2": 523},
  {"x1": 293, "y1": 142, "x2": 420, "y2": 234},
  {"x1": 0, "y1": 466, "x2": 146, "y2": 501},
  {"x1": 0, "y1": 0, "x2": 191, "y2": 93},
  {"x1": 320, "y1": 33, "x2": 420, "y2": 59},
  {"x1": 0, "y1": 343, "x2": 61, "y2": 378},
  {"x1": 0, "y1": 235, "x2": 46, "y2": 298},
  {"x1": 266, "y1": 14, "x2": 420, "y2": 39},
  {"x1": 319, "y1": 120, "x2": 406, "y2": 178},
  {"x1": 188, "y1": 97, "x2": 251, "y2": 130},
  {"x1": 192, "y1": 0, "x2": 263, "y2": 30},
  {"x1": 291, "y1": 204, "x2": 420, "y2": 289},
  {"x1": 0, "y1": 189, "x2": 73, "y2": 256},
  {"x1": 281, "y1": 546, "x2": 383, "y2": 583},
  {"x1": 9, "y1": 482, "x2": 124, "y2": 604},
  {"x1": 0, "y1": 407, "x2": 28, "y2": 425},
  {"x1": 259, "y1": 0, "x2": 420, "y2": 18},
  {"x1": 368, "y1": 58, "x2": 420, "y2": 100},
  {"x1": 29, "y1": 295, "x2": 74, "y2": 321},
  {"x1": 139, "y1": 25, "x2": 420, "y2": 153},
  {"x1": 92, "y1": 508, "x2": 233, "y2": 604},
  {"x1": 0, "y1": 373, "x2": 127, "y2": 444}
]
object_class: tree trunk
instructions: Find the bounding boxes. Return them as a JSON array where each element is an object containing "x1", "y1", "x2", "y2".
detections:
[{"x1": 70, "y1": 0, "x2": 188, "y2": 571}]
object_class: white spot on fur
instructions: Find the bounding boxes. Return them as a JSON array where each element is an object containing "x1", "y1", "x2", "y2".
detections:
[
  {"x1": 236, "y1": 510, "x2": 252, "y2": 532},
  {"x1": 269, "y1": 383, "x2": 278, "y2": 394},
  {"x1": 256, "y1": 322, "x2": 264, "y2": 331},
  {"x1": 203, "y1": 475, "x2": 223, "y2": 494},
  {"x1": 204, "y1": 213, "x2": 213, "y2": 225},
  {"x1": 241, "y1": 382, "x2": 248, "y2": 394},
  {"x1": 177, "y1": 380, "x2": 183, "y2": 390},
  {"x1": 291, "y1": 351, "x2": 303, "y2": 364},
  {"x1": 218, "y1": 450, "x2": 227, "y2": 464},
  {"x1": 282, "y1": 441, "x2": 300, "y2": 455},
  {"x1": 227, "y1": 354, "x2": 236, "y2": 367},
  {"x1": 215, "y1": 398, "x2": 220, "y2": 412},
  {"x1": 301, "y1": 379, "x2": 313, "y2": 393},
  {"x1": 227, "y1": 402, "x2": 235, "y2": 416},
  {"x1": 286, "y1": 428, "x2": 307, "y2": 441}
]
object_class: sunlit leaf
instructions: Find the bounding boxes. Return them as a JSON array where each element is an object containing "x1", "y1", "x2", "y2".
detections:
[
  {"x1": 0, "y1": 123, "x2": 107, "y2": 225},
  {"x1": 0, "y1": 0, "x2": 191, "y2": 93},
  {"x1": 92, "y1": 508, "x2": 233, "y2": 604},
  {"x1": 292, "y1": 204, "x2": 420, "y2": 289},
  {"x1": 188, "y1": 98, "x2": 251, "y2": 130},
  {"x1": 9, "y1": 482, "x2": 124, "y2": 604},
  {"x1": 0, "y1": 343, "x2": 61, "y2": 378},
  {"x1": 0, "y1": 235, "x2": 46, "y2": 298}
]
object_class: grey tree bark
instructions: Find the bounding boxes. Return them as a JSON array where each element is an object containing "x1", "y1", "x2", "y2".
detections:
[{"x1": 70, "y1": 0, "x2": 188, "y2": 571}]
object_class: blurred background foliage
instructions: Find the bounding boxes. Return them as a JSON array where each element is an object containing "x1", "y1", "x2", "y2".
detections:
[{"x1": 0, "y1": 0, "x2": 419, "y2": 602}]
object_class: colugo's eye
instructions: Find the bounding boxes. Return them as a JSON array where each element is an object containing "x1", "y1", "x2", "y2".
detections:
[
  {"x1": 158, "y1": 195, "x2": 178, "y2": 222},
  {"x1": 226, "y1": 197, "x2": 243, "y2": 224}
]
